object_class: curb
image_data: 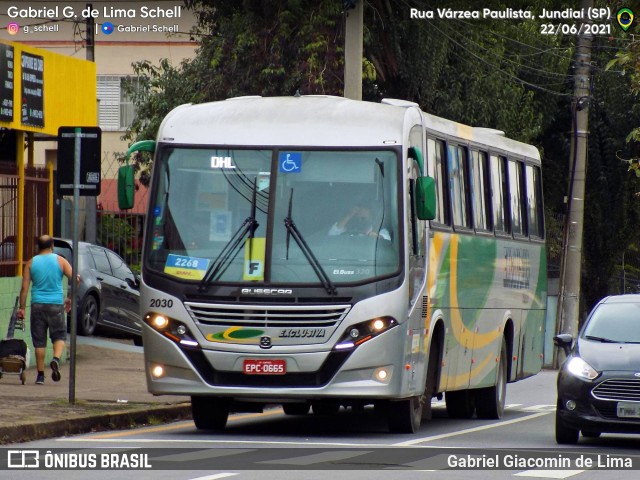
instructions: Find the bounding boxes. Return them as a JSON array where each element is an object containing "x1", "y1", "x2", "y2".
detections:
[{"x1": 0, "y1": 403, "x2": 192, "y2": 445}]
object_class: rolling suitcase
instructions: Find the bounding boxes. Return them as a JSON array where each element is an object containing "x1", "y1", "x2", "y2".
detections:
[{"x1": 0, "y1": 297, "x2": 29, "y2": 384}]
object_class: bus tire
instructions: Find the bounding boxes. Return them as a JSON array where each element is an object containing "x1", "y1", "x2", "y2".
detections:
[
  {"x1": 283, "y1": 403, "x2": 310, "y2": 415},
  {"x1": 445, "y1": 390, "x2": 475, "y2": 419},
  {"x1": 475, "y1": 337, "x2": 507, "y2": 419},
  {"x1": 423, "y1": 337, "x2": 441, "y2": 420},
  {"x1": 388, "y1": 396, "x2": 422, "y2": 433},
  {"x1": 191, "y1": 396, "x2": 230, "y2": 430}
]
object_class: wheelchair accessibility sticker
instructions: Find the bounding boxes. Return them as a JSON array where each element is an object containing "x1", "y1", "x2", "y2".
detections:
[{"x1": 279, "y1": 152, "x2": 301, "y2": 173}]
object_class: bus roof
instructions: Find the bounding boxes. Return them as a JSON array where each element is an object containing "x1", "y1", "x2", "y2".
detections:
[{"x1": 157, "y1": 96, "x2": 540, "y2": 160}]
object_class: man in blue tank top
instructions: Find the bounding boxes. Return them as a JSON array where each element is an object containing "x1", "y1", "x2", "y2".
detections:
[{"x1": 17, "y1": 235, "x2": 73, "y2": 384}]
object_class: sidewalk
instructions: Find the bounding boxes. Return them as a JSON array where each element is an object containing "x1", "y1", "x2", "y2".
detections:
[{"x1": 0, "y1": 338, "x2": 191, "y2": 445}]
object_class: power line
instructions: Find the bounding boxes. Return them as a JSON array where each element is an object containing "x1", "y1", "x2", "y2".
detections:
[
  {"x1": 424, "y1": 20, "x2": 572, "y2": 97},
  {"x1": 434, "y1": 19, "x2": 575, "y2": 81}
]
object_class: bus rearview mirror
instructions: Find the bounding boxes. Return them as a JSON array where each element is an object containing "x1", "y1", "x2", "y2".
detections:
[
  {"x1": 117, "y1": 140, "x2": 156, "y2": 210},
  {"x1": 117, "y1": 165, "x2": 135, "y2": 210}
]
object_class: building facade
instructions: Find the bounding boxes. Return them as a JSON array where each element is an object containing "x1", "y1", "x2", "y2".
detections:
[{"x1": 0, "y1": 1, "x2": 198, "y2": 270}]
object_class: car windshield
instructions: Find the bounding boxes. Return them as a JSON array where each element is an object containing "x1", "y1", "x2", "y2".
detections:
[
  {"x1": 145, "y1": 147, "x2": 400, "y2": 285},
  {"x1": 582, "y1": 301, "x2": 640, "y2": 343}
]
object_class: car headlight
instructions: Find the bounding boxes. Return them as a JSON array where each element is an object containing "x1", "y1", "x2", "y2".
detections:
[{"x1": 565, "y1": 356, "x2": 599, "y2": 380}]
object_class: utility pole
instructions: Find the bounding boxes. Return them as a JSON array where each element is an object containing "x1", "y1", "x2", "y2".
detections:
[
  {"x1": 84, "y1": 3, "x2": 97, "y2": 243},
  {"x1": 343, "y1": 0, "x2": 363, "y2": 100},
  {"x1": 555, "y1": 0, "x2": 592, "y2": 365}
]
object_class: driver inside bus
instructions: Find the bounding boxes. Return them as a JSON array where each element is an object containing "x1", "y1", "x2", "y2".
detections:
[{"x1": 328, "y1": 204, "x2": 391, "y2": 240}]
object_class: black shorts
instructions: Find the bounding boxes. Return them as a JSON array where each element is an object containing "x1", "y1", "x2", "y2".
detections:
[{"x1": 30, "y1": 303, "x2": 66, "y2": 348}]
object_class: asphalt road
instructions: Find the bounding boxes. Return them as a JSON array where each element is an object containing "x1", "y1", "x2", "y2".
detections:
[{"x1": 4, "y1": 368, "x2": 640, "y2": 480}]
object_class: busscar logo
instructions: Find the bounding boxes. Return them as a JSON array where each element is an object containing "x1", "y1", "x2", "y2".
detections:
[
  {"x1": 240, "y1": 288, "x2": 293, "y2": 296},
  {"x1": 8, "y1": 450, "x2": 39, "y2": 468}
]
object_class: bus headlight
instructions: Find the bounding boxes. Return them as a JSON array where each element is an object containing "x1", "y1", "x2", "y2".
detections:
[
  {"x1": 151, "y1": 314, "x2": 169, "y2": 329},
  {"x1": 144, "y1": 312, "x2": 200, "y2": 349},
  {"x1": 334, "y1": 316, "x2": 397, "y2": 351},
  {"x1": 151, "y1": 365, "x2": 165, "y2": 378},
  {"x1": 374, "y1": 366, "x2": 392, "y2": 383}
]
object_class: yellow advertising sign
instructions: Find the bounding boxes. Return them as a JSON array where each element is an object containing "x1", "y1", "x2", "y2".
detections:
[{"x1": 0, "y1": 40, "x2": 96, "y2": 135}]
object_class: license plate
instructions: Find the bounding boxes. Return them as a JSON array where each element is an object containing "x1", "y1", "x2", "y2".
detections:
[
  {"x1": 617, "y1": 402, "x2": 640, "y2": 418},
  {"x1": 243, "y1": 359, "x2": 286, "y2": 375}
]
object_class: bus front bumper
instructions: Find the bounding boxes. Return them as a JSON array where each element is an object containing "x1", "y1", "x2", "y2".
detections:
[{"x1": 143, "y1": 323, "x2": 413, "y2": 400}]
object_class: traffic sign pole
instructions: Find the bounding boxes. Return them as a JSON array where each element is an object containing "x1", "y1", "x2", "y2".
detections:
[
  {"x1": 56, "y1": 125, "x2": 101, "y2": 404},
  {"x1": 69, "y1": 127, "x2": 81, "y2": 404}
]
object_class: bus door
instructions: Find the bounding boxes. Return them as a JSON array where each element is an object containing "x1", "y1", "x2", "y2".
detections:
[{"x1": 406, "y1": 131, "x2": 428, "y2": 392}]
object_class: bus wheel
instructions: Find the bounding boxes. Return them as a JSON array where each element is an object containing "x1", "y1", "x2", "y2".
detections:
[
  {"x1": 423, "y1": 338, "x2": 441, "y2": 420},
  {"x1": 191, "y1": 396, "x2": 230, "y2": 430},
  {"x1": 388, "y1": 396, "x2": 422, "y2": 433},
  {"x1": 475, "y1": 338, "x2": 507, "y2": 419},
  {"x1": 445, "y1": 390, "x2": 475, "y2": 419},
  {"x1": 283, "y1": 402, "x2": 310, "y2": 415}
]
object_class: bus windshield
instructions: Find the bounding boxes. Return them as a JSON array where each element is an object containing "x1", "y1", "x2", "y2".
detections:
[{"x1": 145, "y1": 147, "x2": 400, "y2": 285}]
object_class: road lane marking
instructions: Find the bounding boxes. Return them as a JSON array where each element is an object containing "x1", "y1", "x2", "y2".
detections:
[
  {"x1": 189, "y1": 474, "x2": 238, "y2": 480},
  {"x1": 257, "y1": 450, "x2": 372, "y2": 466},
  {"x1": 61, "y1": 404, "x2": 554, "y2": 444},
  {"x1": 514, "y1": 470, "x2": 584, "y2": 479},
  {"x1": 393, "y1": 411, "x2": 552, "y2": 446},
  {"x1": 521, "y1": 405, "x2": 556, "y2": 412},
  {"x1": 60, "y1": 438, "x2": 380, "y2": 447}
]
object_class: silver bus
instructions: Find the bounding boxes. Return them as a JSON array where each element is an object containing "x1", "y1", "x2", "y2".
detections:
[{"x1": 121, "y1": 95, "x2": 547, "y2": 433}]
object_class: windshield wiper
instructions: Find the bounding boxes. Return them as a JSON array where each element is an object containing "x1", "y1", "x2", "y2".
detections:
[
  {"x1": 284, "y1": 189, "x2": 337, "y2": 295},
  {"x1": 584, "y1": 335, "x2": 617, "y2": 343},
  {"x1": 198, "y1": 179, "x2": 259, "y2": 291}
]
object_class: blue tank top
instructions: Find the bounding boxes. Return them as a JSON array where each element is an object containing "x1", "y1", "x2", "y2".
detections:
[{"x1": 30, "y1": 253, "x2": 64, "y2": 305}]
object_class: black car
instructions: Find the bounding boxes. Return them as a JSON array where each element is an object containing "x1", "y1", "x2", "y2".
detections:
[
  {"x1": 554, "y1": 294, "x2": 640, "y2": 444},
  {"x1": 53, "y1": 238, "x2": 142, "y2": 345}
]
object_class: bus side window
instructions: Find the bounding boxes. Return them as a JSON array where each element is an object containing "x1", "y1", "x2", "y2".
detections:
[
  {"x1": 447, "y1": 144, "x2": 471, "y2": 229},
  {"x1": 490, "y1": 155, "x2": 509, "y2": 234},
  {"x1": 508, "y1": 159, "x2": 526, "y2": 237},
  {"x1": 427, "y1": 138, "x2": 450, "y2": 226},
  {"x1": 470, "y1": 150, "x2": 491, "y2": 231},
  {"x1": 526, "y1": 164, "x2": 544, "y2": 239}
]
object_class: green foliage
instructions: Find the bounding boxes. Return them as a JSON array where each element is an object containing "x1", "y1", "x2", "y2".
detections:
[
  {"x1": 363, "y1": 0, "x2": 572, "y2": 143},
  {"x1": 125, "y1": 1, "x2": 571, "y2": 152},
  {"x1": 124, "y1": 0, "x2": 346, "y2": 177},
  {"x1": 120, "y1": 0, "x2": 640, "y2": 309},
  {"x1": 97, "y1": 214, "x2": 136, "y2": 258}
]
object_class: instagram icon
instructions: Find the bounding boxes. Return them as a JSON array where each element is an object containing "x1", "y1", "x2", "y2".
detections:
[{"x1": 6, "y1": 22, "x2": 19, "y2": 35}]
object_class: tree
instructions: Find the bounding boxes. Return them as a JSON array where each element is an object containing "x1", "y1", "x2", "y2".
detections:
[
  {"x1": 606, "y1": 38, "x2": 640, "y2": 177},
  {"x1": 122, "y1": 0, "x2": 640, "y2": 307},
  {"x1": 125, "y1": 1, "x2": 570, "y2": 168},
  {"x1": 543, "y1": 32, "x2": 640, "y2": 310}
]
